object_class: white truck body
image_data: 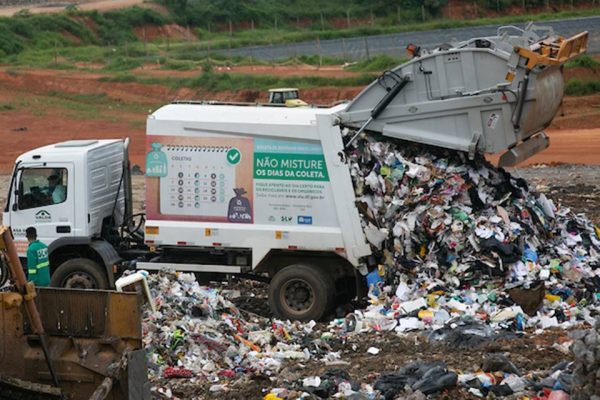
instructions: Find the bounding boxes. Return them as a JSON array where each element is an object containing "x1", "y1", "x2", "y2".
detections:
[{"x1": 140, "y1": 103, "x2": 371, "y2": 272}]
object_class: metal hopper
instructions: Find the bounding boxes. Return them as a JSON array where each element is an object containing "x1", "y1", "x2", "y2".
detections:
[{"x1": 339, "y1": 24, "x2": 588, "y2": 166}]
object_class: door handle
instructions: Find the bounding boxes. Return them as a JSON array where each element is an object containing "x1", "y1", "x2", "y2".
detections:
[{"x1": 56, "y1": 226, "x2": 71, "y2": 233}]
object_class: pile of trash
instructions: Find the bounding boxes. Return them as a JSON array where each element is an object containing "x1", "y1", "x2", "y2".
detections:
[
  {"x1": 570, "y1": 321, "x2": 600, "y2": 399},
  {"x1": 342, "y1": 134, "x2": 600, "y2": 333},
  {"x1": 143, "y1": 272, "x2": 590, "y2": 399},
  {"x1": 263, "y1": 354, "x2": 579, "y2": 399},
  {"x1": 143, "y1": 273, "x2": 333, "y2": 397}
]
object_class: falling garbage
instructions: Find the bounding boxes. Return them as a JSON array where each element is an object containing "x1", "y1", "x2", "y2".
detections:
[{"x1": 341, "y1": 135, "x2": 600, "y2": 334}]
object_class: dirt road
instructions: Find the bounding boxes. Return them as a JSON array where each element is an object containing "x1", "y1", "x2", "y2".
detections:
[
  {"x1": 486, "y1": 128, "x2": 600, "y2": 166},
  {"x1": 0, "y1": 0, "x2": 145, "y2": 16}
]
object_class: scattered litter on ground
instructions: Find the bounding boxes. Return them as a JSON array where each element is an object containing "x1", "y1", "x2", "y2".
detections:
[{"x1": 143, "y1": 136, "x2": 600, "y2": 399}]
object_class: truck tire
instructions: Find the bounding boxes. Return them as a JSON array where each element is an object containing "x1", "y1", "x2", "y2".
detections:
[
  {"x1": 50, "y1": 258, "x2": 108, "y2": 290},
  {"x1": 268, "y1": 264, "x2": 334, "y2": 321}
]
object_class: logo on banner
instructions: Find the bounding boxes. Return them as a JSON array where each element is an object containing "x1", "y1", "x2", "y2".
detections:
[{"x1": 298, "y1": 216, "x2": 313, "y2": 225}]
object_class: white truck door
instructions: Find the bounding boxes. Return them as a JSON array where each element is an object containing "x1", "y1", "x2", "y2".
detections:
[{"x1": 9, "y1": 164, "x2": 75, "y2": 256}]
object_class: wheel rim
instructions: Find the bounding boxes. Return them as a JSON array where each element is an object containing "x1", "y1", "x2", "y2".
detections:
[
  {"x1": 280, "y1": 278, "x2": 315, "y2": 316},
  {"x1": 62, "y1": 272, "x2": 98, "y2": 289}
]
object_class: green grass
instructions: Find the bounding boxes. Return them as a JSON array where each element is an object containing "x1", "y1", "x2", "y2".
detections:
[
  {"x1": 27, "y1": 91, "x2": 153, "y2": 119},
  {"x1": 0, "y1": 103, "x2": 15, "y2": 111},
  {"x1": 295, "y1": 54, "x2": 347, "y2": 66},
  {"x1": 100, "y1": 71, "x2": 376, "y2": 92},
  {"x1": 159, "y1": 0, "x2": 446, "y2": 28},
  {"x1": 565, "y1": 79, "x2": 600, "y2": 96},
  {"x1": 565, "y1": 54, "x2": 600, "y2": 69},
  {"x1": 0, "y1": 6, "x2": 167, "y2": 58},
  {"x1": 102, "y1": 56, "x2": 145, "y2": 72},
  {"x1": 347, "y1": 54, "x2": 407, "y2": 72},
  {"x1": 159, "y1": 58, "x2": 198, "y2": 71},
  {"x1": 174, "y1": 8, "x2": 600, "y2": 53}
]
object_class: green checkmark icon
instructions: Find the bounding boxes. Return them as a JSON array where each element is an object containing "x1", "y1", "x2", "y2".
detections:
[{"x1": 226, "y1": 148, "x2": 241, "y2": 165}]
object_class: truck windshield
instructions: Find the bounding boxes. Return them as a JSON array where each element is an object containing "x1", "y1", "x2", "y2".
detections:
[{"x1": 18, "y1": 168, "x2": 68, "y2": 210}]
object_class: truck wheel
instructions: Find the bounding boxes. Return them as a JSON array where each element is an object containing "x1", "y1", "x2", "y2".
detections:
[
  {"x1": 50, "y1": 258, "x2": 108, "y2": 290},
  {"x1": 268, "y1": 264, "x2": 333, "y2": 321}
]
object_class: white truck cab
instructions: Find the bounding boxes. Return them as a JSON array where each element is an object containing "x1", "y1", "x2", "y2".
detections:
[{"x1": 3, "y1": 139, "x2": 127, "y2": 289}]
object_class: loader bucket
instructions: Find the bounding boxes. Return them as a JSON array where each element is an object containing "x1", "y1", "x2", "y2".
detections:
[
  {"x1": 0, "y1": 288, "x2": 149, "y2": 400},
  {"x1": 338, "y1": 25, "x2": 588, "y2": 166}
]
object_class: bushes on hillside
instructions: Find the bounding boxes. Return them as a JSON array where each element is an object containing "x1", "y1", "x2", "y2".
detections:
[{"x1": 0, "y1": 6, "x2": 168, "y2": 56}]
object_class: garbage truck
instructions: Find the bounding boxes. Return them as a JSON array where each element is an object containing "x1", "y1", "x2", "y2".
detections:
[{"x1": 2, "y1": 25, "x2": 587, "y2": 321}]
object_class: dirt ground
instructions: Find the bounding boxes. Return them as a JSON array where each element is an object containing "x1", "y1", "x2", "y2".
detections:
[
  {"x1": 0, "y1": 66, "x2": 599, "y2": 173},
  {"x1": 219, "y1": 328, "x2": 572, "y2": 400},
  {"x1": 132, "y1": 64, "x2": 363, "y2": 79},
  {"x1": 0, "y1": 0, "x2": 146, "y2": 16}
]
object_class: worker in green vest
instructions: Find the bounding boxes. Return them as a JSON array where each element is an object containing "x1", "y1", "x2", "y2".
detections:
[{"x1": 26, "y1": 227, "x2": 50, "y2": 287}]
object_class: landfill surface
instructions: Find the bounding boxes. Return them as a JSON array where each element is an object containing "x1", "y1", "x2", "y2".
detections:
[{"x1": 143, "y1": 136, "x2": 600, "y2": 399}]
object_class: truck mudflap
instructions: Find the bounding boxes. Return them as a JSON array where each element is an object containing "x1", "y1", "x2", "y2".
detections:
[
  {"x1": 338, "y1": 25, "x2": 588, "y2": 165},
  {"x1": 0, "y1": 288, "x2": 149, "y2": 400}
]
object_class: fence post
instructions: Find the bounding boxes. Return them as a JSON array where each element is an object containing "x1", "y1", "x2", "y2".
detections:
[{"x1": 317, "y1": 37, "x2": 322, "y2": 69}]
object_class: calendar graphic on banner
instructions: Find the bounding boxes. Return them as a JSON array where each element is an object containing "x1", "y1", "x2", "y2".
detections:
[
  {"x1": 146, "y1": 135, "x2": 254, "y2": 223},
  {"x1": 159, "y1": 145, "x2": 237, "y2": 217}
]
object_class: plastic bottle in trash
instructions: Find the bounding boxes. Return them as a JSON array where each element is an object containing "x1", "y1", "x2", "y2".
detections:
[
  {"x1": 116, "y1": 270, "x2": 149, "y2": 291},
  {"x1": 115, "y1": 270, "x2": 156, "y2": 312},
  {"x1": 366, "y1": 268, "x2": 384, "y2": 297},
  {"x1": 516, "y1": 313, "x2": 525, "y2": 331}
]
